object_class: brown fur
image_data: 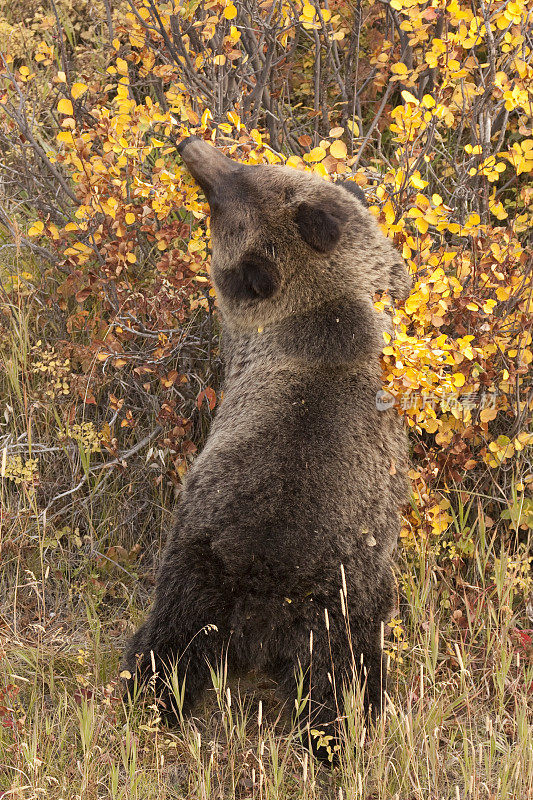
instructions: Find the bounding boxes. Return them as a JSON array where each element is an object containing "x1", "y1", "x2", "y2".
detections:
[{"x1": 123, "y1": 140, "x2": 411, "y2": 759}]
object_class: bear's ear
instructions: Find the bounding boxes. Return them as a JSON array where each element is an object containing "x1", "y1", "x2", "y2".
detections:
[
  {"x1": 216, "y1": 255, "x2": 280, "y2": 302},
  {"x1": 295, "y1": 202, "x2": 343, "y2": 253},
  {"x1": 338, "y1": 180, "x2": 368, "y2": 207}
]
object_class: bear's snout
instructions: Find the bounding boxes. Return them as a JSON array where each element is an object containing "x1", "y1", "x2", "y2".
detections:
[{"x1": 178, "y1": 136, "x2": 238, "y2": 199}]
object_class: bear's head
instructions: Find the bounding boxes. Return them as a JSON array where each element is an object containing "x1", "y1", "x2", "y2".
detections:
[{"x1": 178, "y1": 137, "x2": 411, "y2": 333}]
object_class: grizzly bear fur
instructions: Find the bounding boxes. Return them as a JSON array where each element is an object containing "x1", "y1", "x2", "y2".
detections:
[{"x1": 123, "y1": 138, "x2": 411, "y2": 757}]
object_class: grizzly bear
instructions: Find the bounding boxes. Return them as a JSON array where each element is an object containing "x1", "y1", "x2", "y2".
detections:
[{"x1": 123, "y1": 137, "x2": 411, "y2": 758}]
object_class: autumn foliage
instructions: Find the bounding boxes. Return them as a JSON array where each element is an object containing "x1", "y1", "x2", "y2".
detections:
[{"x1": 1, "y1": 0, "x2": 532, "y2": 558}]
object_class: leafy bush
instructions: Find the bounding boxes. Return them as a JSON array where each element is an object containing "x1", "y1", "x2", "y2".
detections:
[{"x1": 1, "y1": 0, "x2": 531, "y2": 561}]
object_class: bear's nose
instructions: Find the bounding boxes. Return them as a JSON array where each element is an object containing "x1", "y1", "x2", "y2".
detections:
[{"x1": 177, "y1": 136, "x2": 238, "y2": 198}]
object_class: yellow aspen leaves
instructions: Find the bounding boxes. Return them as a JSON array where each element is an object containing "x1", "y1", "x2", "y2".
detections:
[
  {"x1": 329, "y1": 140, "x2": 347, "y2": 159},
  {"x1": 71, "y1": 83, "x2": 88, "y2": 99},
  {"x1": 28, "y1": 220, "x2": 44, "y2": 236},
  {"x1": 223, "y1": 3, "x2": 237, "y2": 20},
  {"x1": 227, "y1": 111, "x2": 241, "y2": 129},
  {"x1": 57, "y1": 98, "x2": 74, "y2": 115},
  {"x1": 391, "y1": 63, "x2": 408, "y2": 76},
  {"x1": 116, "y1": 58, "x2": 129, "y2": 76},
  {"x1": 306, "y1": 146, "x2": 326, "y2": 162},
  {"x1": 452, "y1": 373, "x2": 466, "y2": 388},
  {"x1": 300, "y1": 5, "x2": 315, "y2": 20},
  {"x1": 410, "y1": 172, "x2": 428, "y2": 190},
  {"x1": 401, "y1": 90, "x2": 419, "y2": 105}
]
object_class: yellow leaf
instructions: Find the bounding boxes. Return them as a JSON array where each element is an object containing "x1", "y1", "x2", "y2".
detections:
[
  {"x1": 125, "y1": 212, "x2": 136, "y2": 224},
  {"x1": 71, "y1": 82, "x2": 88, "y2": 99},
  {"x1": 410, "y1": 172, "x2": 428, "y2": 189},
  {"x1": 227, "y1": 110, "x2": 240, "y2": 128},
  {"x1": 223, "y1": 3, "x2": 237, "y2": 19},
  {"x1": 480, "y1": 408, "x2": 497, "y2": 423},
  {"x1": 401, "y1": 90, "x2": 419, "y2": 105},
  {"x1": 286, "y1": 155, "x2": 303, "y2": 168},
  {"x1": 312, "y1": 163, "x2": 328, "y2": 177},
  {"x1": 452, "y1": 373, "x2": 466, "y2": 387},
  {"x1": 57, "y1": 131, "x2": 74, "y2": 144},
  {"x1": 307, "y1": 146, "x2": 326, "y2": 162},
  {"x1": 383, "y1": 200, "x2": 395, "y2": 225},
  {"x1": 347, "y1": 120, "x2": 360, "y2": 136},
  {"x1": 57, "y1": 98, "x2": 73, "y2": 115},
  {"x1": 415, "y1": 217, "x2": 429, "y2": 234},
  {"x1": 496, "y1": 286, "x2": 511, "y2": 301},
  {"x1": 28, "y1": 220, "x2": 44, "y2": 236},
  {"x1": 423, "y1": 418, "x2": 440, "y2": 434},
  {"x1": 391, "y1": 63, "x2": 408, "y2": 76},
  {"x1": 330, "y1": 140, "x2": 347, "y2": 159}
]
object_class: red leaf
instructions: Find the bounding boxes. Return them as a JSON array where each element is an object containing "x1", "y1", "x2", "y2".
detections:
[{"x1": 197, "y1": 387, "x2": 216, "y2": 411}]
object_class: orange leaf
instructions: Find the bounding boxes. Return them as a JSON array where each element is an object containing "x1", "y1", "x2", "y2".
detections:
[{"x1": 197, "y1": 387, "x2": 217, "y2": 410}]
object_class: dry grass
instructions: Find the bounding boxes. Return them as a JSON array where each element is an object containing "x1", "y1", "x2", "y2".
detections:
[
  {"x1": 1, "y1": 290, "x2": 532, "y2": 800},
  {"x1": 1, "y1": 514, "x2": 532, "y2": 799}
]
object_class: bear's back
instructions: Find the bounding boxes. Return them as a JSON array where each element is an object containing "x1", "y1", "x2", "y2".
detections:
[{"x1": 177, "y1": 349, "x2": 406, "y2": 594}]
